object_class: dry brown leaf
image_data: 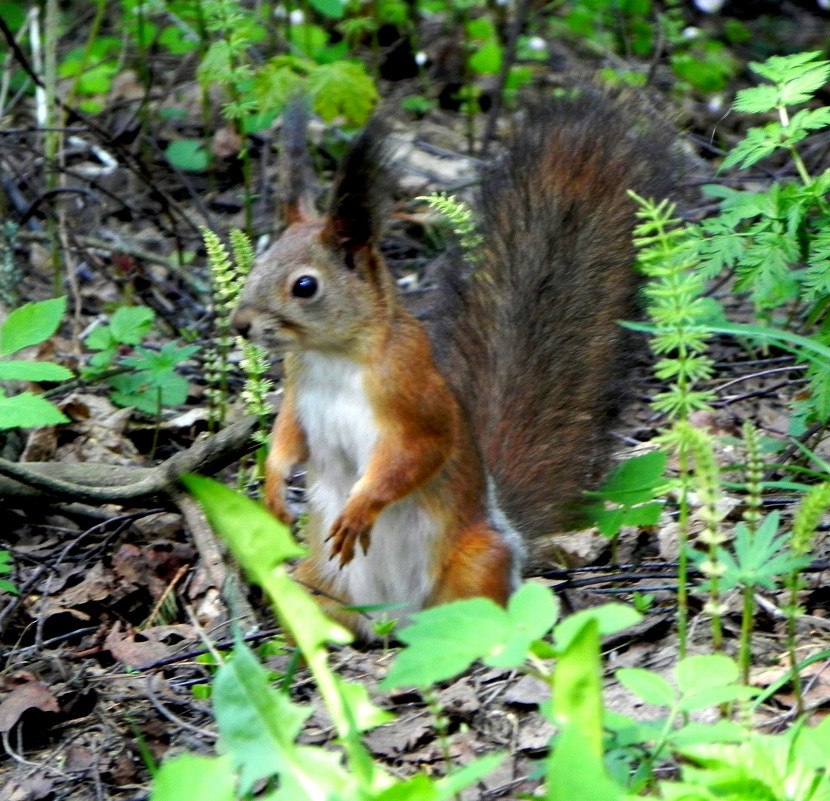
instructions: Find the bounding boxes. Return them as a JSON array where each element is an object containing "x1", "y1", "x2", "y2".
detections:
[
  {"x1": 104, "y1": 621, "x2": 195, "y2": 668},
  {"x1": 0, "y1": 680, "x2": 60, "y2": 733}
]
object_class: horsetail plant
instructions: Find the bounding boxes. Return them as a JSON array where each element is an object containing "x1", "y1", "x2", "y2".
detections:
[
  {"x1": 202, "y1": 227, "x2": 256, "y2": 429},
  {"x1": 630, "y1": 194, "x2": 717, "y2": 657}
]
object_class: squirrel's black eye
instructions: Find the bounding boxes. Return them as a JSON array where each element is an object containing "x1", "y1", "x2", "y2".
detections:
[{"x1": 292, "y1": 275, "x2": 318, "y2": 298}]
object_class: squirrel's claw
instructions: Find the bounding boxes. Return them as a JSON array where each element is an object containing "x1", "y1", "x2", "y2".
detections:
[{"x1": 327, "y1": 513, "x2": 373, "y2": 567}]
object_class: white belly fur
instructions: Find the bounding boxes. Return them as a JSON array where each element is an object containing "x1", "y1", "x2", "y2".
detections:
[{"x1": 295, "y1": 352, "x2": 441, "y2": 618}]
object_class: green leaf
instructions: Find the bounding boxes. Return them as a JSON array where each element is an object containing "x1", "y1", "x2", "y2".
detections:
[
  {"x1": 214, "y1": 640, "x2": 307, "y2": 791},
  {"x1": 183, "y1": 475, "x2": 304, "y2": 567},
  {"x1": 151, "y1": 754, "x2": 235, "y2": 801},
  {"x1": 382, "y1": 597, "x2": 509, "y2": 688},
  {"x1": 182, "y1": 476, "x2": 349, "y2": 652},
  {"x1": 0, "y1": 361, "x2": 73, "y2": 382},
  {"x1": 165, "y1": 139, "x2": 210, "y2": 172},
  {"x1": 0, "y1": 391, "x2": 69, "y2": 429},
  {"x1": 487, "y1": 581, "x2": 559, "y2": 666},
  {"x1": 616, "y1": 668, "x2": 675, "y2": 708},
  {"x1": 309, "y1": 61, "x2": 378, "y2": 125},
  {"x1": 109, "y1": 306, "x2": 155, "y2": 345},
  {"x1": 675, "y1": 654, "x2": 739, "y2": 695},
  {"x1": 553, "y1": 603, "x2": 641, "y2": 651},
  {"x1": 676, "y1": 685, "x2": 758, "y2": 713},
  {"x1": 468, "y1": 40, "x2": 502, "y2": 75},
  {"x1": 548, "y1": 620, "x2": 624, "y2": 801},
  {"x1": 1, "y1": 297, "x2": 66, "y2": 356},
  {"x1": 308, "y1": 0, "x2": 345, "y2": 17},
  {"x1": 594, "y1": 450, "x2": 668, "y2": 505}
]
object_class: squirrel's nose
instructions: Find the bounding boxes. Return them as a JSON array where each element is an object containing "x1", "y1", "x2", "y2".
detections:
[{"x1": 231, "y1": 307, "x2": 252, "y2": 339}]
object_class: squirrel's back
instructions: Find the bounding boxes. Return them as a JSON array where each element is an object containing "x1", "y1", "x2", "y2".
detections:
[{"x1": 427, "y1": 93, "x2": 678, "y2": 541}]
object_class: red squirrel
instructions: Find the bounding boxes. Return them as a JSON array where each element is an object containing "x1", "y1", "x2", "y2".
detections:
[{"x1": 231, "y1": 94, "x2": 678, "y2": 639}]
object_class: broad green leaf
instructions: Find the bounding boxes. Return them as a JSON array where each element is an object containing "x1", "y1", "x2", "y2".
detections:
[
  {"x1": 552, "y1": 619, "x2": 603, "y2": 753},
  {"x1": 383, "y1": 597, "x2": 508, "y2": 688},
  {"x1": 596, "y1": 450, "x2": 668, "y2": 505},
  {"x1": 468, "y1": 40, "x2": 501, "y2": 75},
  {"x1": 677, "y1": 685, "x2": 758, "y2": 713},
  {"x1": 165, "y1": 139, "x2": 209, "y2": 172},
  {"x1": 213, "y1": 641, "x2": 309, "y2": 791},
  {"x1": 0, "y1": 391, "x2": 69, "y2": 429},
  {"x1": 150, "y1": 754, "x2": 235, "y2": 801},
  {"x1": 616, "y1": 668, "x2": 675, "y2": 708},
  {"x1": 548, "y1": 621, "x2": 624, "y2": 800},
  {"x1": 547, "y1": 724, "x2": 625, "y2": 801},
  {"x1": 1, "y1": 297, "x2": 66, "y2": 356},
  {"x1": 675, "y1": 654, "x2": 738, "y2": 695},
  {"x1": 667, "y1": 720, "x2": 747, "y2": 747},
  {"x1": 0, "y1": 361, "x2": 73, "y2": 382}
]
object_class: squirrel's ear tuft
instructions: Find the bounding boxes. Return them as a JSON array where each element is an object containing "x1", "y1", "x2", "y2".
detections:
[
  {"x1": 326, "y1": 117, "x2": 391, "y2": 251},
  {"x1": 279, "y1": 94, "x2": 317, "y2": 226}
]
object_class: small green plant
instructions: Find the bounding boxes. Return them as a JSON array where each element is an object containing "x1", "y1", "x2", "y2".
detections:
[
  {"x1": 0, "y1": 550, "x2": 17, "y2": 594},
  {"x1": 417, "y1": 192, "x2": 483, "y2": 259},
  {"x1": 586, "y1": 449, "x2": 668, "y2": 538},
  {"x1": 0, "y1": 296, "x2": 72, "y2": 429},
  {"x1": 84, "y1": 306, "x2": 198, "y2": 415},
  {"x1": 202, "y1": 227, "x2": 273, "y2": 438},
  {"x1": 696, "y1": 51, "x2": 830, "y2": 426}
]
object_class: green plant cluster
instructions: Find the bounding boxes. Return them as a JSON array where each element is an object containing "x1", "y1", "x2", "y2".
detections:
[
  {"x1": 148, "y1": 475, "x2": 830, "y2": 801},
  {"x1": 83, "y1": 305, "x2": 199, "y2": 416}
]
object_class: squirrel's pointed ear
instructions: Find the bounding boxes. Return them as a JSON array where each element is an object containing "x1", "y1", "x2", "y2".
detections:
[
  {"x1": 326, "y1": 117, "x2": 391, "y2": 251},
  {"x1": 279, "y1": 94, "x2": 318, "y2": 226}
]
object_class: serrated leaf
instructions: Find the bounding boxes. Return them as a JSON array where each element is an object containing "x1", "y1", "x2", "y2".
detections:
[
  {"x1": 213, "y1": 641, "x2": 311, "y2": 792},
  {"x1": 0, "y1": 391, "x2": 69, "y2": 429},
  {"x1": 108, "y1": 306, "x2": 155, "y2": 344},
  {"x1": 1, "y1": 297, "x2": 66, "y2": 356},
  {"x1": 309, "y1": 61, "x2": 378, "y2": 125},
  {"x1": 0, "y1": 361, "x2": 73, "y2": 382},
  {"x1": 595, "y1": 450, "x2": 668, "y2": 505},
  {"x1": 383, "y1": 598, "x2": 509, "y2": 688},
  {"x1": 487, "y1": 581, "x2": 559, "y2": 667},
  {"x1": 733, "y1": 85, "x2": 779, "y2": 114}
]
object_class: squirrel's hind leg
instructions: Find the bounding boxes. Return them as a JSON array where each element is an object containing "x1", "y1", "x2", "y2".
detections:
[{"x1": 428, "y1": 521, "x2": 516, "y2": 607}]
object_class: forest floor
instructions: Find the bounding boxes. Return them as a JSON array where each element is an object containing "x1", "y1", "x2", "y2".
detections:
[{"x1": 2, "y1": 3, "x2": 830, "y2": 800}]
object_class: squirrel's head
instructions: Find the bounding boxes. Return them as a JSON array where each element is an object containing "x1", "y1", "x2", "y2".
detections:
[{"x1": 232, "y1": 116, "x2": 393, "y2": 358}]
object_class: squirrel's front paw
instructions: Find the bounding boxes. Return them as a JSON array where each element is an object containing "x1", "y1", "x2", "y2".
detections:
[{"x1": 327, "y1": 513, "x2": 373, "y2": 566}]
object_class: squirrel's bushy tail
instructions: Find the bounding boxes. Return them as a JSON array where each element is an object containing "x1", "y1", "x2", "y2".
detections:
[{"x1": 428, "y1": 93, "x2": 679, "y2": 540}]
